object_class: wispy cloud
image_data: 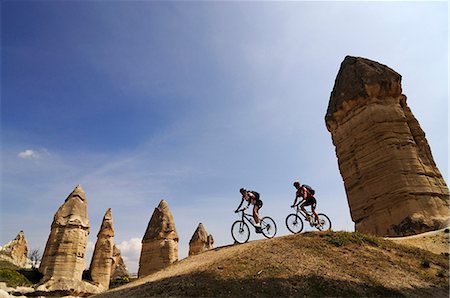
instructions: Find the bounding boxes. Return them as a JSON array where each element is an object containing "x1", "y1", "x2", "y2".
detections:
[{"x1": 17, "y1": 149, "x2": 40, "y2": 160}]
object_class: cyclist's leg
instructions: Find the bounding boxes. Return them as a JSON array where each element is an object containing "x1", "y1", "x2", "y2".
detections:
[
  {"x1": 253, "y1": 204, "x2": 260, "y2": 224},
  {"x1": 311, "y1": 200, "x2": 320, "y2": 224},
  {"x1": 300, "y1": 200, "x2": 308, "y2": 214}
]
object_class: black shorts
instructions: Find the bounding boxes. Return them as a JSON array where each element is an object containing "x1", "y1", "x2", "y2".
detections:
[
  {"x1": 302, "y1": 198, "x2": 316, "y2": 209},
  {"x1": 255, "y1": 199, "x2": 263, "y2": 209}
]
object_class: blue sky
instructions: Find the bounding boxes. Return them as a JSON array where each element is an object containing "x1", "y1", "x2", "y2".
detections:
[{"x1": 1, "y1": 1, "x2": 448, "y2": 273}]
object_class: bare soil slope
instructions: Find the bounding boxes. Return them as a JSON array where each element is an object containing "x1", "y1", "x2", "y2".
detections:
[
  {"x1": 386, "y1": 227, "x2": 449, "y2": 255},
  {"x1": 95, "y1": 231, "x2": 449, "y2": 297}
]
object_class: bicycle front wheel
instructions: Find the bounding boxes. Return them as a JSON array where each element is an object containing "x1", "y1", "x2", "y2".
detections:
[
  {"x1": 260, "y1": 216, "x2": 277, "y2": 239},
  {"x1": 286, "y1": 213, "x2": 304, "y2": 234},
  {"x1": 231, "y1": 220, "x2": 250, "y2": 244},
  {"x1": 315, "y1": 213, "x2": 332, "y2": 231}
]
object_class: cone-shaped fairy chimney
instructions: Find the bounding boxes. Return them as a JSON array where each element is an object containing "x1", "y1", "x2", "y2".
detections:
[
  {"x1": 90, "y1": 208, "x2": 114, "y2": 289},
  {"x1": 39, "y1": 185, "x2": 90, "y2": 281},
  {"x1": 138, "y1": 200, "x2": 178, "y2": 277},
  {"x1": 189, "y1": 223, "x2": 214, "y2": 256},
  {"x1": 325, "y1": 56, "x2": 449, "y2": 236},
  {"x1": 110, "y1": 245, "x2": 129, "y2": 279}
]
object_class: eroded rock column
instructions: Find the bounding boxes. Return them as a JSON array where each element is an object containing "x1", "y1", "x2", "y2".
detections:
[
  {"x1": 189, "y1": 223, "x2": 214, "y2": 256},
  {"x1": 39, "y1": 185, "x2": 90, "y2": 280},
  {"x1": 138, "y1": 200, "x2": 178, "y2": 277},
  {"x1": 90, "y1": 208, "x2": 114, "y2": 289},
  {"x1": 325, "y1": 56, "x2": 449, "y2": 236}
]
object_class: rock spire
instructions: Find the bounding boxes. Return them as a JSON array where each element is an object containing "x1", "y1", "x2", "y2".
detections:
[
  {"x1": 90, "y1": 208, "x2": 114, "y2": 289},
  {"x1": 110, "y1": 245, "x2": 129, "y2": 280},
  {"x1": 189, "y1": 223, "x2": 214, "y2": 256},
  {"x1": 325, "y1": 56, "x2": 450, "y2": 236},
  {"x1": 37, "y1": 185, "x2": 100, "y2": 296},
  {"x1": 39, "y1": 185, "x2": 90, "y2": 280},
  {"x1": 138, "y1": 200, "x2": 178, "y2": 277},
  {"x1": 0, "y1": 231, "x2": 28, "y2": 268}
]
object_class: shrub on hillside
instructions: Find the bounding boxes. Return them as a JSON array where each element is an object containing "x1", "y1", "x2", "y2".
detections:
[{"x1": 0, "y1": 268, "x2": 33, "y2": 287}]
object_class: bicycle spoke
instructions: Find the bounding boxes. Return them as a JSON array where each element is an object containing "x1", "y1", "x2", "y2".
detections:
[
  {"x1": 286, "y1": 214, "x2": 303, "y2": 234},
  {"x1": 231, "y1": 220, "x2": 250, "y2": 244}
]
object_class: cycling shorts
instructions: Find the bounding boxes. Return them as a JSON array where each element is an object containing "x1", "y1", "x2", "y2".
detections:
[
  {"x1": 255, "y1": 199, "x2": 263, "y2": 209},
  {"x1": 302, "y1": 198, "x2": 316, "y2": 209}
]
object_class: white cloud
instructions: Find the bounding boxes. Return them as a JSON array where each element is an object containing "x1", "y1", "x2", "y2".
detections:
[
  {"x1": 18, "y1": 149, "x2": 40, "y2": 160},
  {"x1": 116, "y1": 238, "x2": 142, "y2": 274}
]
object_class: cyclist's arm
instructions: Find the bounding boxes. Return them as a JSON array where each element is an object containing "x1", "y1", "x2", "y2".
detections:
[
  {"x1": 292, "y1": 190, "x2": 302, "y2": 206},
  {"x1": 235, "y1": 198, "x2": 245, "y2": 212}
]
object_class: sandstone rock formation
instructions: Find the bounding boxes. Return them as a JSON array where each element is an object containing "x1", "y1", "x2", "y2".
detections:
[
  {"x1": 40, "y1": 185, "x2": 90, "y2": 280},
  {"x1": 90, "y1": 208, "x2": 114, "y2": 289},
  {"x1": 325, "y1": 56, "x2": 450, "y2": 236},
  {"x1": 189, "y1": 223, "x2": 214, "y2": 256},
  {"x1": 37, "y1": 185, "x2": 101, "y2": 296},
  {"x1": 0, "y1": 231, "x2": 28, "y2": 268},
  {"x1": 138, "y1": 200, "x2": 178, "y2": 277},
  {"x1": 111, "y1": 245, "x2": 129, "y2": 280}
]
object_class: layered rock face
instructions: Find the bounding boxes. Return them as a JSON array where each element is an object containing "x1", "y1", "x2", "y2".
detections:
[
  {"x1": 138, "y1": 200, "x2": 178, "y2": 277},
  {"x1": 37, "y1": 185, "x2": 101, "y2": 296},
  {"x1": 37, "y1": 185, "x2": 100, "y2": 296},
  {"x1": 90, "y1": 208, "x2": 114, "y2": 289},
  {"x1": 189, "y1": 223, "x2": 214, "y2": 256},
  {"x1": 110, "y1": 245, "x2": 129, "y2": 279},
  {"x1": 40, "y1": 185, "x2": 90, "y2": 280},
  {"x1": 326, "y1": 56, "x2": 450, "y2": 236},
  {"x1": 0, "y1": 231, "x2": 28, "y2": 268}
]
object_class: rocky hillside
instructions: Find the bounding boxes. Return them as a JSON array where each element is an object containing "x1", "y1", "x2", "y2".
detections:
[{"x1": 94, "y1": 231, "x2": 449, "y2": 297}]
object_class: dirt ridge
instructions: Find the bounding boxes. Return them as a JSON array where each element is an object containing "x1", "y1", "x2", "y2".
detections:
[{"x1": 95, "y1": 231, "x2": 449, "y2": 297}]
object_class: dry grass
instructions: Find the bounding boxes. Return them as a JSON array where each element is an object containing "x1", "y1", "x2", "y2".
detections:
[{"x1": 95, "y1": 231, "x2": 449, "y2": 297}]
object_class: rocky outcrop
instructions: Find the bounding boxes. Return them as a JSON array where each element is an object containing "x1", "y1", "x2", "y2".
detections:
[
  {"x1": 0, "y1": 231, "x2": 28, "y2": 268},
  {"x1": 189, "y1": 223, "x2": 214, "y2": 256},
  {"x1": 90, "y1": 208, "x2": 114, "y2": 289},
  {"x1": 38, "y1": 185, "x2": 101, "y2": 296},
  {"x1": 325, "y1": 56, "x2": 450, "y2": 236},
  {"x1": 138, "y1": 200, "x2": 178, "y2": 277},
  {"x1": 111, "y1": 245, "x2": 129, "y2": 280}
]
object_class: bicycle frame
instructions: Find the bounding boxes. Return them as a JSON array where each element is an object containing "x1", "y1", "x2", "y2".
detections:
[
  {"x1": 294, "y1": 205, "x2": 312, "y2": 221},
  {"x1": 238, "y1": 210, "x2": 258, "y2": 228}
]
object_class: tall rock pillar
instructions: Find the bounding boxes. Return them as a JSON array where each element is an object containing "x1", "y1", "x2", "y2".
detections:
[
  {"x1": 138, "y1": 200, "x2": 178, "y2": 277},
  {"x1": 39, "y1": 185, "x2": 90, "y2": 280},
  {"x1": 89, "y1": 208, "x2": 114, "y2": 289},
  {"x1": 325, "y1": 56, "x2": 449, "y2": 236}
]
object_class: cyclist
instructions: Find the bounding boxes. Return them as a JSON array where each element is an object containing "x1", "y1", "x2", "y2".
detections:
[
  {"x1": 235, "y1": 188, "x2": 263, "y2": 233},
  {"x1": 291, "y1": 181, "x2": 320, "y2": 226}
]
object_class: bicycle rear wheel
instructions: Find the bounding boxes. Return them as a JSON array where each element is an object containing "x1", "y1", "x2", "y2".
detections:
[
  {"x1": 286, "y1": 213, "x2": 304, "y2": 234},
  {"x1": 260, "y1": 216, "x2": 277, "y2": 239},
  {"x1": 315, "y1": 213, "x2": 332, "y2": 231},
  {"x1": 231, "y1": 220, "x2": 250, "y2": 244}
]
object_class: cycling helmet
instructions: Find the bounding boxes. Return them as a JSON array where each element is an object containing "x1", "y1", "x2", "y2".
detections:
[
  {"x1": 293, "y1": 181, "x2": 300, "y2": 187},
  {"x1": 239, "y1": 188, "x2": 246, "y2": 194}
]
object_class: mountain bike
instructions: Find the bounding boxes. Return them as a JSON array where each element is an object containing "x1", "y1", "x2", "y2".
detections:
[
  {"x1": 285, "y1": 205, "x2": 331, "y2": 234},
  {"x1": 231, "y1": 209, "x2": 277, "y2": 244}
]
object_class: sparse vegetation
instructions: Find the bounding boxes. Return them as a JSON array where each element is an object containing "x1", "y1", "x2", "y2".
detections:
[
  {"x1": 28, "y1": 248, "x2": 42, "y2": 269},
  {"x1": 0, "y1": 268, "x2": 33, "y2": 287},
  {"x1": 110, "y1": 276, "x2": 132, "y2": 289}
]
